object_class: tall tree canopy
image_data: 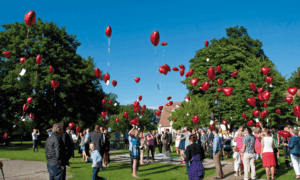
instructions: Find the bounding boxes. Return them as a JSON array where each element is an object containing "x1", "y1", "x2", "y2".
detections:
[
  {"x1": 0, "y1": 18, "x2": 107, "y2": 133},
  {"x1": 183, "y1": 26, "x2": 293, "y2": 128}
]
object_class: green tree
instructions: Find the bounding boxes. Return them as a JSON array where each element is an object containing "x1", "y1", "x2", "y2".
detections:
[
  {"x1": 169, "y1": 96, "x2": 211, "y2": 130},
  {"x1": 183, "y1": 26, "x2": 293, "y2": 128},
  {"x1": 0, "y1": 19, "x2": 106, "y2": 133}
]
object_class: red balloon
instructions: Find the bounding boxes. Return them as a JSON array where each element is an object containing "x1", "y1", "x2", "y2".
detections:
[
  {"x1": 247, "y1": 120, "x2": 254, "y2": 127},
  {"x1": 261, "y1": 67, "x2": 270, "y2": 75},
  {"x1": 207, "y1": 67, "x2": 216, "y2": 82},
  {"x1": 257, "y1": 93, "x2": 264, "y2": 102},
  {"x1": 29, "y1": 113, "x2": 35, "y2": 119},
  {"x1": 20, "y1": 57, "x2": 26, "y2": 63},
  {"x1": 294, "y1": 105, "x2": 300, "y2": 118},
  {"x1": 278, "y1": 130, "x2": 292, "y2": 139},
  {"x1": 101, "y1": 112, "x2": 106, "y2": 119},
  {"x1": 199, "y1": 86, "x2": 204, "y2": 91},
  {"x1": 105, "y1": 26, "x2": 112, "y2": 37},
  {"x1": 253, "y1": 110, "x2": 259, "y2": 117},
  {"x1": 174, "y1": 118, "x2": 177, "y2": 122},
  {"x1": 167, "y1": 96, "x2": 172, "y2": 100},
  {"x1": 209, "y1": 125, "x2": 215, "y2": 130},
  {"x1": 36, "y1": 54, "x2": 42, "y2": 65},
  {"x1": 124, "y1": 112, "x2": 129, "y2": 119},
  {"x1": 102, "y1": 99, "x2": 106, "y2": 105},
  {"x1": 276, "y1": 109, "x2": 281, "y2": 115},
  {"x1": 201, "y1": 82, "x2": 210, "y2": 92},
  {"x1": 217, "y1": 79, "x2": 223, "y2": 86},
  {"x1": 139, "y1": 95, "x2": 142, "y2": 101},
  {"x1": 262, "y1": 90, "x2": 270, "y2": 101},
  {"x1": 172, "y1": 67, "x2": 179, "y2": 71},
  {"x1": 223, "y1": 87, "x2": 233, "y2": 97},
  {"x1": 288, "y1": 87, "x2": 298, "y2": 96},
  {"x1": 161, "y1": 42, "x2": 167, "y2": 46},
  {"x1": 188, "y1": 69, "x2": 194, "y2": 77},
  {"x1": 108, "y1": 100, "x2": 113, "y2": 105},
  {"x1": 180, "y1": 69, "x2": 185, "y2": 77},
  {"x1": 232, "y1": 71, "x2": 238, "y2": 78},
  {"x1": 286, "y1": 97, "x2": 293, "y2": 104},
  {"x1": 263, "y1": 110, "x2": 268, "y2": 115},
  {"x1": 95, "y1": 68, "x2": 101, "y2": 78},
  {"x1": 150, "y1": 31, "x2": 160, "y2": 46},
  {"x1": 192, "y1": 115, "x2": 199, "y2": 124},
  {"x1": 49, "y1": 66, "x2": 54, "y2": 74},
  {"x1": 115, "y1": 118, "x2": 119, "y2": 123},
  {"x1": 143, "y1": 105, "x2": 146, "y2": 110},
  {"x1": 168, "y1": 101, "x2": 173, "y2": 106},
  {"x1": 76, "y1": 126, "x2": 81, "y2": 132},
  {"x1": 186, "y1": 96, "x2": 191, "y2": 100},
  {"x1": 260, "y1": 112, "x2": 266, "y2": 119},
  {"x1": 51, "y1": 80, "x2": 59, "y2": 89},
  {"x1": 133, "y1": 101, "x2": 139, "y2": 108},
  {"x1": 247, "y1": 97, "x2": 256, "y2": 107},
  {"x1": 23, "y1": 104, "x2": 28, "y2": 111},
  {"x1": 104, "y1": 73, "x2": 110, "y2": 83},
  {"x1": 242, "y1": 113, "x2": 246, "y2": 119},
  {"x1": 190, "y1": 78, "x2": 199, "y2": 87},
  {"x1": 204, "y1": 40, "x2": 209, "y2": 47},
  {"x1": 141, "y1": 110, "x2": 145, "y2": 115},
  {"x1": 134, "y1": 77, "x2": 140, "y2": 83},
  {"x1": 159, "y1": 66, "x2": 168, "y2": 75},
  {"x1": 265, "y1": 76, "x2": 273, "y2": 84},
  {"x1": 217, "y1": 88, "x2": 223, "y2": 92},
  {"x1": 158, "y1": 106, "x2": 163, "y2": 111},
  {"x1": 24, "y1": 11, "x2": 36, "y2": 27},
  {"x1": 156, "y1": 111, "x2": 161, "y2": 116},
  {"x1": 256, "y1": 122, "x2": 261, "y2": 127},
  {"x1": 3, "y1": 51, "x2": 11, "y2": 58},
  {"x1": 163, "y1": 64, "x2": 171, "y2": 72},
  {"x1": 249, "y1": 83, "x2": 256, "y2": 92},
  {"x1": 112, "y1": 80, "x2": 117, "y2": 87},
  {"x1": 179, "y1": 64, "x2": 185, "y2": 70},
  {"x1": 222, "y1": 120, "x2": 228, "y2": 125},
  {"x1": 215, "y1": 66, "x2": 221, "y2": 74},
  {"x1": 69, "y1": 122, "x2": 75, "y2": 128},
  {"x1": 185, "y1": 71, "x2": 190, "y2": 77},
  {"x1": 264, "y1": 102, "x2": 268, "y2": 108},
  {"x1": 257, "y1": 88, "x2": 263, "y2": 93},
  {"x1": 27, "y1": 97, "x2": 33, "y2": 104}
]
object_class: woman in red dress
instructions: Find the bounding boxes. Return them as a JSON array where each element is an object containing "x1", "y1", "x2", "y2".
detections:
[{"x1": 262, "y1": 129, "x2": 276, "y2": 180}]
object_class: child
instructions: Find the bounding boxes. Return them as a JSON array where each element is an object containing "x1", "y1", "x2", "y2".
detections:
[
  {"x1": 80, "y1": 134, "x2": 87, "y2": 161},
  {"x1": 87, "y1": 142, "x2": 102, "y2": 180},
  {"x1": 232, "y1": 146, "x2": 241, "y2": 176}
]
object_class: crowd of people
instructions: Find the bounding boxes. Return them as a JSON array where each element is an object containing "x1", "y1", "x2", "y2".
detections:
[{"x1": 3, "y1": 123, "x2": 300, "y2": 180}]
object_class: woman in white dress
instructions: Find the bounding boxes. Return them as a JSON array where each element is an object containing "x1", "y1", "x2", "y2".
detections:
[{"x1": 175, "y1": 130, "x2": 181, "y2": 157}]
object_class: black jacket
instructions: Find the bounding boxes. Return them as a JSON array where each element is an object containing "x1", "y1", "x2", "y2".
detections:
[
  {"x1": 62, "y1": 132, "x2": 72, "y2": 150},
  {"x1": 89, "y1": 131, "x2": 102, "y2": 152},
  {"x1": 206, "y1": 132, "x2": 214, "y2": 145},
  {"x1": 45, "y1": 133, "x2": 66, "y2": 166},
  {"x1": 185, "y1": 143, "x2": 205, "y2": 162},
  {"x1": 168, "y1": 133, "x2": 172, "y2": 144}
]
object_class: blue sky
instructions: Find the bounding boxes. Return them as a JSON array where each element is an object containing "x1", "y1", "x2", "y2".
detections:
[{"x1": 1, "y1": 0, "x2": 300, "y2": 109}]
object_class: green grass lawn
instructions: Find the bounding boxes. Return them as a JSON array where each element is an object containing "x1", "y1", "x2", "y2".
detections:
[{"x1": 0, "y1": 141, "x2": 215, "y2": 180}]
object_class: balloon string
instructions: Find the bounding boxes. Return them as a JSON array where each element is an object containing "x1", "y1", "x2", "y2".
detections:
[
  {"x1": 155, "y1": 46, "x2": 157, "y2": 55},
  {"x1": 34, "y1": 65, "x2": 38, "y2": 89},
  {"x1": 54, "y1": 89, "x2": 55, "y2": 98}
]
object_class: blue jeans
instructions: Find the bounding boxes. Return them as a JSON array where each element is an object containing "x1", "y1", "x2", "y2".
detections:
[
  {"x1": 186, "y1": 160, "x2": 190, "y2": 173},
  {"x1": 92, "y1": 168, "x2": 100, "y2": 180},
  {"x1": 47, "y1": 164, "x2": 63, "y2": 180}
]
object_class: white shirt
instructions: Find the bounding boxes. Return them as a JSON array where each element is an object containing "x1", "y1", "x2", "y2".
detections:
[
  {"x1": 263, "y1": 137, "x2": 274, "y2": 153},
  {"x1": 233, "y1": 152, "x2": 241, "y2": 164},
  {"x1": 223, "y1": 134, "x2": 230, "y2": 140},
  {"x1": 72, "y1": 134, "x2": 77, "y2": 141},
  {"x1": 32, "y1": 132, "x2": 38, "y2": 140},
  {"x1": 48, "y1": 132, "x2": 52, "y2": 137}
]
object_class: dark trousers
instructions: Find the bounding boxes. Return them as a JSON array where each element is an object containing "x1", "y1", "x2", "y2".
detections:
[
  {"x1": 85, "y1": 143, "x2": 90, "y2": 157},
  {"x1": 274, "y1": 148, "x2": 279, "y2": 169},
  {"x1": 92, "y1": 167, "x2": 100, "y2": 180},
  {"x1": 33, "y1": 139, "x2": 38, "y2": 152},
  {"x1": 147, "y1": 145, "x2": 155, "y2": 161},
  {"x1": 158, "y1": 142, "x2": 162, "y2": 153},
  {"x1": 47, "y1": 164, "x2": 64, "y2": 180},
  {"x1": 130, "y1": 151, "x2": 139, "y2": 171},
  {"x1": 186, "y1": 160, "x2": 190, "y2": 173},
  {"x1": 71, "y1": 143, "x2": 74, "y2": 158},
  {"x1": 209, "y1": 146, "x2": 213, "y2": 159},
  {"x1": 284, "y1": 145, "x2": 289, "y2": 159},
  {"x1": 167, "y1": 143, "x2": 171, "y2": 151},
  {"x1": 163, "y1": 144, "x2": 168, "y2": 152}
]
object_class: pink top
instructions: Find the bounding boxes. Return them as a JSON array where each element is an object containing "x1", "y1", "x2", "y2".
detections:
[
  {"x1": 147, "y1": 134, "x2": 154, "y2": 145},
  {"x1": 255, "y1": 134, "x2": 261, "y2": 154},
  {"x1": 235, "y1": 137, "x2": 243, "y2": 149}
]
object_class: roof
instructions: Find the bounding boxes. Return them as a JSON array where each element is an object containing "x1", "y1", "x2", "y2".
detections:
[{"x1": 158, "y1": 102, "x2": 182, "y2": 127}]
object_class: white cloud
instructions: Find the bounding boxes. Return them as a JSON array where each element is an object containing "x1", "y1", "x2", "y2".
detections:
[{"x1": 147, "y1": 106, "x2": 159, "y2": 110}]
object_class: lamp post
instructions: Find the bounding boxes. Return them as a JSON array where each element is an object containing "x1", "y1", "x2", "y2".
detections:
[{"x1": 215, "y1": 100, "x2": 222, "y2": 126}]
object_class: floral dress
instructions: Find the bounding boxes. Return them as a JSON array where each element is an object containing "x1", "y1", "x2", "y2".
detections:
[{"x1": 131, "y1": 136, "x2": 141, "y2": 159}]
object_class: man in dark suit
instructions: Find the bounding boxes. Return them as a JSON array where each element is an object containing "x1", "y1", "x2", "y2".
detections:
[
  {"x1": 89, "y1": 125, "x2": 103, "y2": 170},
  {"x1": 62, "y1": 127, "x2": 72, "y2": 166},
  {"x1": 162, "y1": 129, "x2": 169, "y2": 152},
  {"x1": 157, "y1": 131, "x2": 162, "y2": 153},
  {"x1": 206, "y1": 128, "x2": 214, "y2": 159},
  {"x1": 166, "y1": 129, "x2": 172, "y2": 152}
]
